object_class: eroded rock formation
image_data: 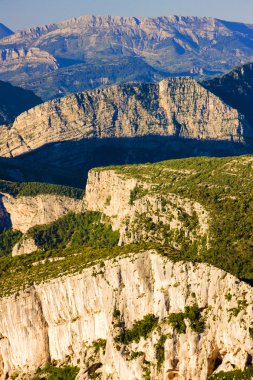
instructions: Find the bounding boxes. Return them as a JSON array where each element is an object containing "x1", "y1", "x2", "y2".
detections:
[
  {"x1": 0, "y1": 251, "x2": 252, "y2": 379},
  {"x1": 0, "y1": 78, "x2": 249, "y2": 158}
]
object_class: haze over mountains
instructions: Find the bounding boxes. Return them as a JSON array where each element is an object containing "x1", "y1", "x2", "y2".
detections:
[
  {"x1": 1, "y1": 11, "x2": 253, "y2": 380},
  {"x1": 1, "y1": 15, "x2": 253, "y2": 99}
]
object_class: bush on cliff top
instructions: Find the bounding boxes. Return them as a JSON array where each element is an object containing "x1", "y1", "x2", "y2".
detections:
[
  {"x1": 28, "y1": 211, "x2": 120, "y2": 251},
  {"x1": 0, "y1": 179, "x2": 84, "y2": 199},
  {"x1": 101, "y1": 155, "x2": 253, "y2": 282}
]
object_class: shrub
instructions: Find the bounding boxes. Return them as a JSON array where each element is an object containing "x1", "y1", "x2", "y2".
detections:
[
  {"x1": 33, "y1": 363, "x2": 79, "y2": 380},
  {"x1": 0, "y1": 180, "x2": 84, "y2": 199},
  {"x1": 209, "y1": 365, "x2": 253, "y2": 379},
  {"x1": 0, "y1": 229, "x2": 22, "y2": 257},
  {"x1": 29, "y1": 212, "x2": 119, "y2": 251},
  {"x1": 129, "y1": 185, "x2": 147, "y2": 205},
  {"x1": 168, "y1": 312, "x2": 186, "y2": 334},
  {"x1": 114, "y1": 314, "x2": 158, "y2": 344},
  {"x1": 155, "y1": 335, "x2": 167, "y2": 371},
  {"x1": 168, "y1": 305, "x2": 205, "y2": 334},
  {"x1": 92, "y1": 339, "x2": 107, "y2": 354}
]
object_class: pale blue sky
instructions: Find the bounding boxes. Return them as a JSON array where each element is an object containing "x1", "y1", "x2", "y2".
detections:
[{"x1": 1, "y1": 0, "x2": 253, "y2": 31}]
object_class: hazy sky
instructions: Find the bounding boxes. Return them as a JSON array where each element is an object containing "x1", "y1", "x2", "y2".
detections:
[{"x1": 1, "y1": 0, "x2": 253, "y2": 31}]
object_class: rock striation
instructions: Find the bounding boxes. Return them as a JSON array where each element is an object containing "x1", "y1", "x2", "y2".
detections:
[
  {"x1": 0, "y1": 77, "x2": 249, "y2": 158},
  {"x1": 0, "y1": 251, "x2": 253, "y2": 379}
]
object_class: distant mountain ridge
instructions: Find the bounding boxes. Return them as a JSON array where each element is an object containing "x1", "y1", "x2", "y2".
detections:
[
  {"x1": 0, "y1": 80, "x2": 41, "y2": 125},
  {"x1": 203, "y1": 62, "x2": 253, "y2": 127},
  {"x1": 1, "y1": 15, "x2": 253, "y2": 99}
]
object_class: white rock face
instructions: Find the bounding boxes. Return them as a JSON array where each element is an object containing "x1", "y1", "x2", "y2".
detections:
[
  {"x1": 0, "y1": 193, "x2": 81, "y2": 233},
  {"x1": 0, "y1": 251, "x2": 252, "y2": 379},
  {"x1": 0, "y1": 78, "x2": 248, "y2": 158},
  {"x1": 12, "y1": 237, "x2": 38, "y2": 256},
  {"x1": 85, "y1": 169, "x2": 209, "y2": 245}
]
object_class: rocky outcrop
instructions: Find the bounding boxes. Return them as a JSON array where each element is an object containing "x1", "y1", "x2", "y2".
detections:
[
  {"x1": 0, "y1": 193, "x2": 81, "y2": 233},
  {"x1": 12, "y1": 237, "x2": 38, "y2": 256},
  {"x1": 0, "y1": 78, "x2": 249, "y2": 158},
  {"x1": 0, "y1": 250, "x2": 252, "y2": 379},
  {"x1": 85, "y1": 168, "x2": 209, "y2": 245},
  {"x1": 2, "y1": 15, "x2": 253, "y2": 97}
]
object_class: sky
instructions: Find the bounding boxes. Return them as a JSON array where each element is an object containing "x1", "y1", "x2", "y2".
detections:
[{"x1": 1, "y1": 0, "x2": 253, "y2": 31}]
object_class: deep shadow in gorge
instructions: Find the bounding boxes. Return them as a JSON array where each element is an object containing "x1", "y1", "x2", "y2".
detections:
[{"x1": 0, "y1": 135, "x2": 252, "y2": 188}]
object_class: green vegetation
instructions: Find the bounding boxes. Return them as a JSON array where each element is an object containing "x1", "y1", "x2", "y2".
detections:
[
  {"x1": 168, "y1": 312, "x2": 187, "y2": 334},
  {"x1": 129, "y1": 185, "x2": 148, "y2": 205},
  {"x1": 168, "y1": 305, "x2": 205, "y2": 334},
  {"x1": 0, "y1": 242, "x2": 158, "y2": 298},
  {"x1": 129, "y1": 351, "x2": 144, "y2": 360},
  {"x1": 28, "y1": 212, "x2": 119, "y2": 251},
  {"x1": 228, "y1": 299, "x2": 248, "y2": 319},
  {"x1": 92, "y1": 339, "x2": 107, "y2": 354},
  {"x1": 155, "y1": 335, "x2": 167, "y2": 371},
  {"x1": 142, "y1": 360, "x2": 151, "y2": 380},
  {"x1": 0, "y1": 179, "x2": 83, "y2": 199},
  {"x1": 32, "y1": 363, "x2": 79, "y2": 380},
  {"x1": 101, "y1": 155, "x2": 253, "y2": 282},
  {"x1": 114, "y1": 314, "x2": 159, "y2": 344},
  {"x1": 225, "y1": 293, "x2": 232, "y2": 302},
  {"x1": 113, "y1": 308, "x2": 121, "y2": 319},
  {"x1": 0, "y1": 228, "x2": 22, "y2": 257},
  {"x1": 209, "y1": 365, "x2": 253, "y2": 379}
]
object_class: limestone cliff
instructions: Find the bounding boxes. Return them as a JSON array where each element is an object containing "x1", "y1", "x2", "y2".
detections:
[
  {"x1": 0, "y1": 251, "x2": 253, "y2": 379},
  {"x1": 0, "y1": 193, "x2": 81, "y2": 233},
  {"x1": 85, "y1": 168, "x2": 209, "y2": 246},
  {"x1": 0, "y1": 78, "x2": 249, "y2": 158}
]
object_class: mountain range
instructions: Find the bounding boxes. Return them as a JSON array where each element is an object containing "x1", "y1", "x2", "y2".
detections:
[
  {"x1": 0, "y1": 74, "x2": 252, "y2": 187},
  {"x1": 1, "y1": 12, "x2": 253, "y2": 380},
  {"x1": 1, "y1": 15, "x2": 253, "y2": 99}
]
